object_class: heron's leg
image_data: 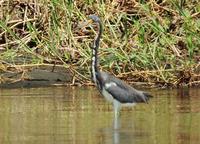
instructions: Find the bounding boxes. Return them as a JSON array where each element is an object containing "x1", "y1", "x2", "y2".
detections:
[
  {"x1": 113, "y1": 100, "x2": 121, "y2": 118},
  {"x1": 113, "y1": 114, "x2": 120, "y2": 130}
]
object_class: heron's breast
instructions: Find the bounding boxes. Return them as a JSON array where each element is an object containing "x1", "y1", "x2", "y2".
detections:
[{"x1": 101, "y1": 88, "x2": 114, "y2": 103}]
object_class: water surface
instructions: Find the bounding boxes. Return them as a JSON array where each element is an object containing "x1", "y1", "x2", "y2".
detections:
[{"x1": 0, "y1": 87, "x2": 200, "y2": 144}]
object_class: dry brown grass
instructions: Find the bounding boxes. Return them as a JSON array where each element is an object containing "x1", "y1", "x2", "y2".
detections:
[{"x1": 0, "y1": 0, "x2": 200, "y2": 87}]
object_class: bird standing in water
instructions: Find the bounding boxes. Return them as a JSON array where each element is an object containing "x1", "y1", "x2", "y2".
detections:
[{"x1": 83, "y1": 15, "x2": 152, "y2": 117}]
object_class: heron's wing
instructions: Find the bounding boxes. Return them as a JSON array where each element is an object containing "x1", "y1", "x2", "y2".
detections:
[
  {"x1": 104, "y1": 81, "x2": 150, "y2": 103},
  {"x1": 99, "y1": 71, "x2": 152, "y2": 103}
]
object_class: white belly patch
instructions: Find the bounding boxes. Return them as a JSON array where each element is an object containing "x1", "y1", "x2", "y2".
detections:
[{"x1": 122, "y1": 103, "x2": 136, "y2": 107}]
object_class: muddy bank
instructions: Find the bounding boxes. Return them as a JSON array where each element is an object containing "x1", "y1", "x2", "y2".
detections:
[
  {"x1": 1, "y1": 64, "x2": 200, "y2": 88},
  {"x1": 0, "y1": 65, "x2": 73, "y2": 88}
]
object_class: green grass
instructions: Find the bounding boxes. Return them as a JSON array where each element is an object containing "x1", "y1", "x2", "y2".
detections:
[{"x1": 0, "y1": 0, "x2": 199, "y2": 87}]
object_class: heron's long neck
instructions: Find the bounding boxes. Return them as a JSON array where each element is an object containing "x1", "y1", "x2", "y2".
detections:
[{"x1": 91, "y1": 21, "x2": 102, "y2": 84}]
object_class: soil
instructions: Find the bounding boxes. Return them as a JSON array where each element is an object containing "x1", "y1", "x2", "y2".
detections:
[{"x1": 0, "y1": 65, "x2": 73, "y2": 88}]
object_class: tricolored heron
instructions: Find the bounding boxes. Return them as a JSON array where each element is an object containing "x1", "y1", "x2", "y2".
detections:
[{"x1": 84, "y1": 15, "x2": 152, "y2": 117}]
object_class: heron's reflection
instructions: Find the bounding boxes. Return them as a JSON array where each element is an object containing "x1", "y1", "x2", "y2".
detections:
[
  {"x1": 113, "y1": 116, "x2": 120, "y2": 144},
  {"x1": 112, "y1": 115, "x2": 136, "y2": 144},
  {"x1": 99, "y1": 113, "x2": 151, "y2": 144}
]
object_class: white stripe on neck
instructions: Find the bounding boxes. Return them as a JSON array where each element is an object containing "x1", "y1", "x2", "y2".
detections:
[{"x1": 91, "y1": 49, "x2": 97, "y2": 84}]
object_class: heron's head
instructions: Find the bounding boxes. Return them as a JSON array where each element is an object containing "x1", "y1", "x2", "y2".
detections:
[
  {"x1": 88, "y1": 15, "x2": 101, "y2": 23},
  {"x1": 78, "y1": 15, "x2": 101, "y2": 32}
]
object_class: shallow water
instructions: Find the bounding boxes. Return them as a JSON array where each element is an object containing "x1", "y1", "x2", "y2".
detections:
[{"x1": 0, "y1": 87, "x2": 199, "y2": 144}]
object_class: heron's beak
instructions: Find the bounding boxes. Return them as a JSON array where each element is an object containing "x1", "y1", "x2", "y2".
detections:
[{"x1": 78, "y1": 19, "x2": 93, "y2": 30}]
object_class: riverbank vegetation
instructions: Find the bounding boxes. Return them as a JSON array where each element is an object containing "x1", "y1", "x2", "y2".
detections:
[{"x1": 0, "y1": 0, "x2": 199, "y2": 87}]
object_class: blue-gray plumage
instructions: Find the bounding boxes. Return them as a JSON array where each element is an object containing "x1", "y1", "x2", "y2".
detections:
[
  {"x1": 86, "y1": 15, "x2": 152, "y2": 117},
  {"x1": 97, "y1": 72, "x2": 151, "y2": 103}
]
